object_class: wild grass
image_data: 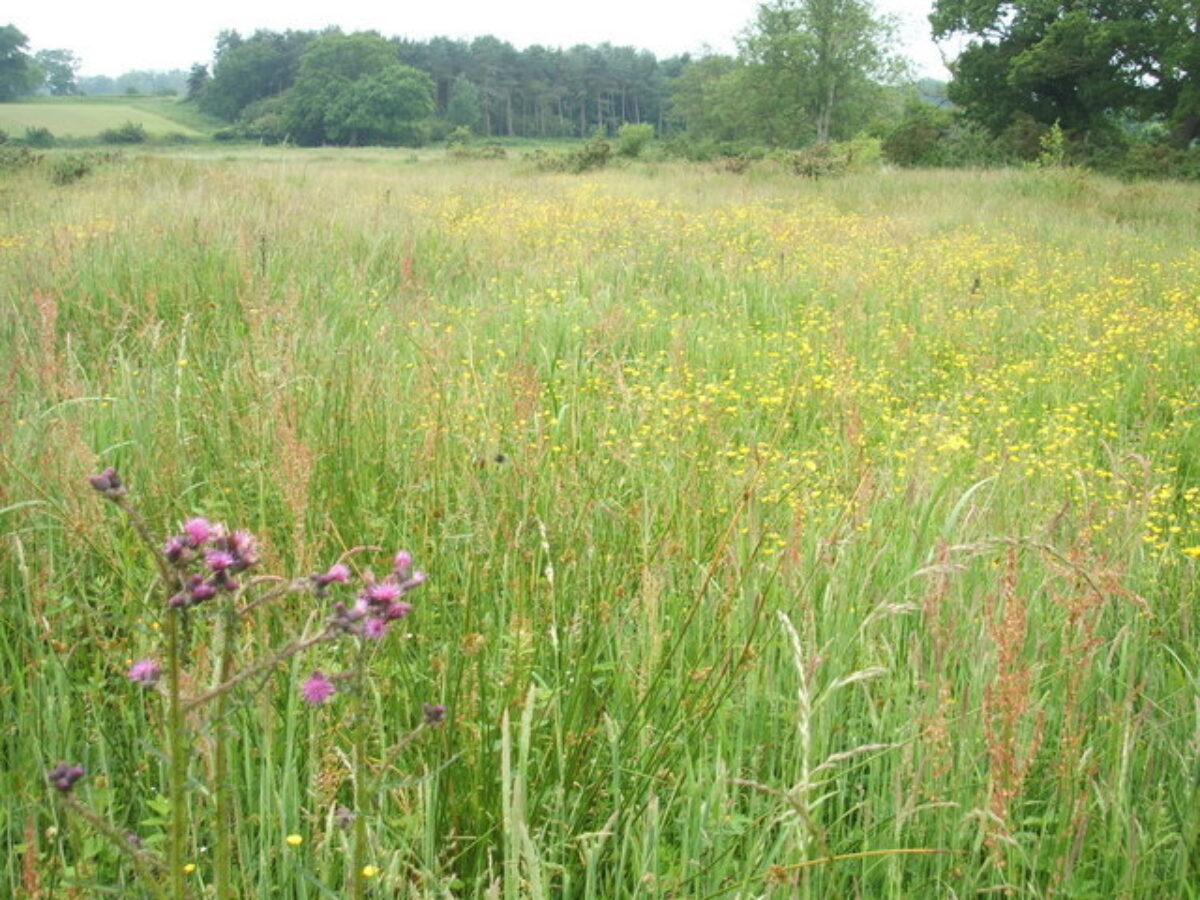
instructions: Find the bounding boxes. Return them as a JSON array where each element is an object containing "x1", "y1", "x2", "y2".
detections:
[
  {"x1": 0, "y1": 98, "x2": 212, "y2": 140},
  {"x1": 1, "y1": 153, "x2": 1199, "y2": 897}
]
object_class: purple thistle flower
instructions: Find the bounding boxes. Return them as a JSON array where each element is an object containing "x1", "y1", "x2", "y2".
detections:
[
  {"x1": 363, "y1": 617, "x2": 389, "y2": 640},
  {"x1": 399, "y1": 570, "x2": 428, "y2": 592},
  {"x1": 227, "y1": 530, "x2": 259, "y2": 569},
  {"x1": 205, "y1": 550, "x2": 236, "y2": 572},
  {"x1": 363, "y1": 582, "x2": 402, "y2": 606},
  {"x1": 191, "y1": 578, "x2": 220, "y2": 602},
  {"x1": 183, "y1": 517, "x2": 214, "y2": 546},
  {"x1": 163, "y1": 535, "x2": 190, "y2": 565},
  {"x1": 301, "y1": 671, "x2": 336, "y2": 705},
  {"x1": 87, "y1": 467, "x2": 125, "y2": 497},
  {"x1": 393, "y1": 550, "x2": 413, "y2": 574},
  {"x1": 384, "y1": 601, "x2": 412, "y2": 621},
  {"x1": 422, "y1": 704, "x2": 447, "y2": 726},
  {"x1": 127, "y1": 658, "x2": 162, "y2": 687},
  {"x1": 311, "y1": 563, "x2": 351, "y2": 595},
  {"x1": 47, "y1": 762, "x2": 85, "y2": 793}
]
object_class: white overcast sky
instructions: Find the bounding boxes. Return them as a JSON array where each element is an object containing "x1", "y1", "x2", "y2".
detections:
[{"x1": 15, "y1": 0, "x2": 952, "y2": 79}]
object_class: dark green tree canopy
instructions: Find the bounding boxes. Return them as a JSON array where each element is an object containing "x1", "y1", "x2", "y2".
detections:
[
  {"x1": 0, "y1": 24, "x2": 40, "y2": 101},
  {"x1": 284, "y1": 32, "x2": 434, "y2": 145},
  {"x1": 932, "y1": 0, "x2": 1200, "y2": 144}
]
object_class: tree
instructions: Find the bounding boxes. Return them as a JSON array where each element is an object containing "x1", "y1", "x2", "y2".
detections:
[
  {"x1": 35, "y1": 49, "x2": 80, "y2": 95},
  {"x1": 186, "y1": 64, "x2": 209, "y2": 101},
  {"x1": 931, "y1": 0, "x2": 1200, "y2": 145},
  {"x1": 199, "y1": 29, "x2": 316, "y2": 120},
  {"x1": 445, "y1": 74, "x2": 483, "y2": 131},
  {"x1": 0, "y1": 24, "x2": 40, "y2": 101},
  {"x1": 283, "y1": 32, "x2": 434, "y2": 145},
  {"x1": 740, "y1": 0, "x2": 903, "y2": 144}
]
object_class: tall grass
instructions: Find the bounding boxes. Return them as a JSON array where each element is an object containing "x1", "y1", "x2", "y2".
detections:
[{"x1": 2, "y1": 154, "x2": 1198, "y2": 896}]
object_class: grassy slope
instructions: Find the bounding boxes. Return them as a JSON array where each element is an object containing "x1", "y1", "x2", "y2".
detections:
[
  {"x1": 0, "y1": 96, "x2": 219, "y2": 137},
  {"x1": 1, "y1": 153, "x2": 1198, "y2": 897}
]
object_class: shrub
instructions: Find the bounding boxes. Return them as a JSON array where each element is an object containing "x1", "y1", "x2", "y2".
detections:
[
  {"x1": 0, "y1": 145, "x2": 41, "y2": 171},
  {"x1": 617, "y1": 122, "x2": 654, "y2": 158},
  {"x1": 48, "y1": 154, "x2": 95, "y2": 185},
  {"x1": 99, "y1": 121, "x2": 148, "y2": 144},
  {"x1": 445, "y1": 125, "x2": 474, "y2": 147},
  {"x1": 22, "y1": 126, "x2": 55, "y2": 148},
  {"x1": 448, "y1": 143, "x2": 507, "y2": 160}
]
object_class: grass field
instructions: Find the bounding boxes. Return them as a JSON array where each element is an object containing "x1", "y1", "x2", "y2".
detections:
[
  {"x1": 0, "y1": 97, "x2": 212, "y2": 138},
  {"x1": 1, "y1": 151, "x2": 1199, "y2": 897}
]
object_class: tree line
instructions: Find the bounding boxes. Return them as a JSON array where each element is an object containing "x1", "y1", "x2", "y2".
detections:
[
  {"x1": 4, "y1": 0, "x2": 1198, "y2": 176},
  {"x1": 188, "y1": 29, "x2": 686, "y2": 143}
]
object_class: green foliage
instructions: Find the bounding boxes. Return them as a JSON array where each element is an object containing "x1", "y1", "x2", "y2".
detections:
[
  {"x1": 48, "y1": 153, "x2": 95, "y2": 184},
  {"x1": 35, "y1": 48, "x2": 80, "y2": 96},
  {"x1": 739, "y1": 0, "x2": 905, "y2": 145},
  {"x1": 616, "y1": 122, "x2": 654, "y2": 157},
  {"x1": 283, "y1": 32, "x2": 434, "y2": 146},
  {"x1": 445, "y1": 73, "x2": 483, "y2": 132},
  {"x1": 932, "y1": 0, "x2": 1200, "y2": 146},
  {"x1": 790, "y1": 135, "x2": 882, "y2": 177},
  {"x1": 0, "y1": 24, "x2": 40, "y2": 101},
  {"x1": 1037, "y1": 121, "x2": 1068, "y2": 168},
  {"x1": 98, "y1": 121, "x2": 149, "y2": 144},
  {"x1": 447, "y1": 142, "x2": 506, "y2": 160},
  {"x1": 197, "y1": 29, "x2": 315, "y2": 121},
  {"x1": 533, "y1": 133, "x2": 613, "y2": 173},
  {"x1": 21, "y1": 125, "x2": 54, "y2": 148},
  {"x1": 0, "y1": 143, "x2": 39, "y2": 170}
]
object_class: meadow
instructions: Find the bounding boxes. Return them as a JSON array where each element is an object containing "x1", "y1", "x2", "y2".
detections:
[
  {"x1": 1, "y1": 150, "x2": 1198, "y2": 897},
  {"x1": 0, "y1": 97, "x2": 211, "y2": 139}
]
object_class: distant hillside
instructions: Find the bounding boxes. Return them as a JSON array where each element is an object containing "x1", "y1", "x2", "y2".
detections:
[{"x1": 0, "y1": 95, "x2": 220, "y2": 138}]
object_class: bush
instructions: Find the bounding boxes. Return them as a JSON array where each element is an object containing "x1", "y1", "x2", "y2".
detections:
[
  {"x1": 0, "y1": 128, "x2": 8, "y2": 145},
  {"x1": 98, "y1": 121, "x2": 148, "y2": 144},
  {"x1": 617, "y1": 122, "x2": 654, "y2": 158},
  {"x1": 445, "y1": 126, "x2": 474, "y2": 147},
  {"x1": 531, "y1": 134, "x2": 613, "y2": 174},
  {"x1": 0, "y1": 145, "x2": 41, "y2": 171},
  {"x1": 22, "y1": 126, "x2": 55, "y2": 148},
  {"x1": 49, "y1": 154, "x2": 94, "y2": 185},
  {"x1": 448, "y1": 143, "x2": 507, "y2": 161},
  {"x1": 790, "y1": 137, "x2": 881, "y2": 178}
]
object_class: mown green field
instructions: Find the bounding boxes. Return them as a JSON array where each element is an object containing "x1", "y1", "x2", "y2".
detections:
[
  {"x1": 1, "y1": 151, "x2": 1198, "y2": 898},
  {"x1": 0, "y1": 97, "x2": 208, "y2": 138}
]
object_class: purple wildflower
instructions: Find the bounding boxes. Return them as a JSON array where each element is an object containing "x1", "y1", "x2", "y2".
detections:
[
  {"x1": 393, "y1": 551, "x2": 413, "y2": 574},
  {"x1": 385, "y1": 601, "x2": 412, "y2": 621},
  {"x1": 127, "y1": 658, "x2": 162, "y2": 687},
  {"x1": 205, "y1": 550, "x2": 235, "y2": 572},
  {"x1": 47, "y1": 762, "x2": 85, "y2": 793},
  {"x1": 301, "y1": 671, "x2": 336, "y2": 705},
  {"x1": 423, "y1": 704, "x2": 447, "y2": 725},
  {"x1": 363, "y1": 617, "x2": 389, "y2": 640},
  {"x1": 311, "y1": 563, "x2": 351, "y2": 596},
  {"x1": 163, "y1": 535, "x2": 190, "y2": 565},
  {"x1": 363, "y1": 582, "x2": 402, "y2": 606},
  {"x1": 87, "y1": 467, "x2": 125, "y2": 497},
  {"x1": 183, "y1": 517, "x2": 214, "y2": 546},
  {"x1": 226, "y1": 530, "x2": 259, "y2": 569}
]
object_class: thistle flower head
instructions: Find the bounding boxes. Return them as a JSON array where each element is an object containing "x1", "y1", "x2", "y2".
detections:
[
  {"x1": 423, "y1": 704, "x2": 447, "y2": 725},
  {"x1": 183, "y1": 517, "x2": 214, "y2": 546},
  {"x1": 127, "y1": 658, "x2": 162, "y2": 687},
  {"x1": 47, "y1": 762, "x2": 85, "y2": 793},
  {"x1": 301, "y1": 671, "x2": 336, "y2": 705},
  {"x1": 87, "y1": 467, "x2": 125, "y2": 497},
  {"x1": 363, "y1": 617, "x2": 389, "y2": 640}
]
